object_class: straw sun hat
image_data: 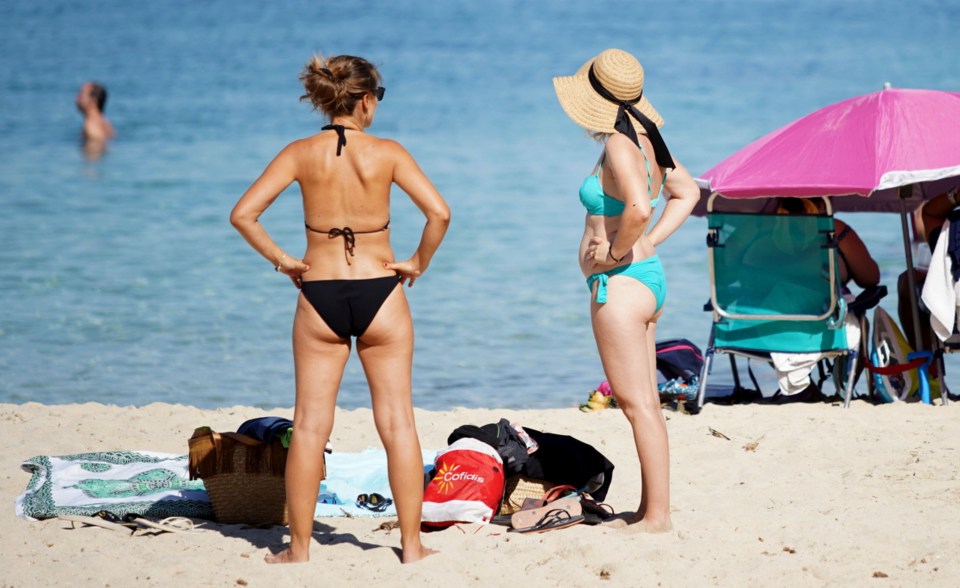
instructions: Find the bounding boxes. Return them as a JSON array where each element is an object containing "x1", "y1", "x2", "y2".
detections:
[{"x1": 553, "y1": 48, "x2": 664, "y2": 135}]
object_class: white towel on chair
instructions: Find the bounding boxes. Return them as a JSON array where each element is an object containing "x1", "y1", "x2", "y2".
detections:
[
  {"x1": 770, "y1": 352, "x2": 821, "y2": 394},
  {"x1": 921, "y1": 219, "x2": 960, "y2": 342},
  {"x1": 770, "y1": 294, "x2": 862, "y2": 396}
]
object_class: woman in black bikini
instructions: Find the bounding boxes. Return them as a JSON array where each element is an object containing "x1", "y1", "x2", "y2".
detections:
[{"x1": 231, "y1": 54, "x2": 449, "y2": 565}]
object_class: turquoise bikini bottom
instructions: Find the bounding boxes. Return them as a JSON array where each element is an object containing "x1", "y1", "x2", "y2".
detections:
[{"x1": 586, "y1": 254, "x2": 667, "y2": 312}]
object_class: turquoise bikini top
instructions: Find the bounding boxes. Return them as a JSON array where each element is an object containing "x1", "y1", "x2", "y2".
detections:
[{"x1": 579, "y1": 141, "x2": 666, "y2": 216}]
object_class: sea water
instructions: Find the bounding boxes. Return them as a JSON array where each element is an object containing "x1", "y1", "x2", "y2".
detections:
[{"x1": 1, "y1": 0, "x2": 959, "y2": 409}]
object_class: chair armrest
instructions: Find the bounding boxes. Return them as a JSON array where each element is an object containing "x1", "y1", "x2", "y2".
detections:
[{"x1": 848, "y1": 285, "x2": 887, "y2": 318}]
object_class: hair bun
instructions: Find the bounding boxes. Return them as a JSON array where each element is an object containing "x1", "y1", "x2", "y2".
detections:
[{"x1": 300, "y1": 54, "x2": 381, "y2": 119}]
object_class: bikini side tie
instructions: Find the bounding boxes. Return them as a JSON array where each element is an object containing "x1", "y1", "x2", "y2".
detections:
[
  {"x1": 587, "y1": 65, "x2": 674, "y2": 170},
  {"x1": 594, "y1": 273, "x2": 609, "y2": 304}
]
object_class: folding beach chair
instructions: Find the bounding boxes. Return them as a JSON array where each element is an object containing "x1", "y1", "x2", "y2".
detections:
[{"x1": 695, "y1": 195, "x2": 885, "y2": 410}]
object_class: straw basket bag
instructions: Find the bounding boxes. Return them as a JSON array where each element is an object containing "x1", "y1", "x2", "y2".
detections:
[
  {"x1": 188, "y1": 427, "x2": 316, "y2": 526},
  {"x1": 499, "y1": 475, "x2": 556, "y2": 515}
]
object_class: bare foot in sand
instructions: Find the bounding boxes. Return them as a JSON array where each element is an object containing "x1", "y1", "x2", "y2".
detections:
[
  {"x1": 402, "y1": 545, "x2": 438, "y2": 564},
  {"x1": 265, "y1": 547, "x2": 309, "y2": 564},
  {"x1": 602, "y1": 512, "x2": 673, "y2": 533}
]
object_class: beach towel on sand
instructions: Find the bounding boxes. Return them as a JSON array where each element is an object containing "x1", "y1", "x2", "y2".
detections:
[
  {"x1": 17, "y1": 449, "x2": 439, "y2": 521},
  {"x1": 315, "y1": 449, "x2": 438, "y2": 518},
  {"x1": 16, "y1": 451, "x2": 214, "y2": 521}
]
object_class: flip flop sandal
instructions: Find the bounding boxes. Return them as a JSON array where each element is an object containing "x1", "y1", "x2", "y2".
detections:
[
  {"x1": 579, "y1": 496, "x2": 615, "y2": 520},
  {"x1": 58, "y1": 512, "x2": 137, "y2": 535},
  {"x1": 356, "y1": 493, "x2": 393, "y2": 512},
  {"x1": 508, "y1": 508, "x2": 586, "y2": 534},
  {"x1": 123, "y1": 514, "x2": 197, "y2": 534},
  {"x1": 510, "y1": 495, "x2": 582, "y2": 531},
  {"x1": 541, "y1": 485, "x2": 578, "y2": 502},
  {"x1": 579, "y1": 391, "x2": 614, "y2": 412}
]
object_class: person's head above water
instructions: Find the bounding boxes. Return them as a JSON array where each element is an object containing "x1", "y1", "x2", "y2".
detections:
[
  {"x1": 299, "y1": 55, "x2": 383, "y2": 119},
  {"x1": 76, "y1": 81, "x2": 108, "y2": 113}
]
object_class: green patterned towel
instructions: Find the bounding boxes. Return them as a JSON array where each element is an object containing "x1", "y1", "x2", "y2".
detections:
[{"x1": 16, "y1": 451, "x2": 214, "y2": 520}]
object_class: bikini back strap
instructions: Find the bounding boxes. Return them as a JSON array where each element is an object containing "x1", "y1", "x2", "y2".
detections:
[{"x1": 304, "y1": 220, "x2": 390, "y2": 265}]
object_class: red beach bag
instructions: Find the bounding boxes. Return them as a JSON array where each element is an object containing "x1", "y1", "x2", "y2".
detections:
[{"x1": 421, "y1": 438, "x2": 505, "y2": 529}]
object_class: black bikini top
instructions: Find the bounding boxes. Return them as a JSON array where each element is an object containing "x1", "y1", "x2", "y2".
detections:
[
  {"x1": 305, "y1": 220, "x2": 390, "y2": 265},
  {"x1": 309, "y1": 124, "x2": 388, "y2": 264}
]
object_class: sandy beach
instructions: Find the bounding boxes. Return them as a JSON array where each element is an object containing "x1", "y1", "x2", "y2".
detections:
[{"x1": 3, "y1": 400, "x2": 959, "y2": 587}]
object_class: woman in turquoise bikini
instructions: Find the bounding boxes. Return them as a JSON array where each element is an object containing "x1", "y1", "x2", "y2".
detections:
[{"x1": 553, "y1": 49, "x2": 699, "y2": 532}]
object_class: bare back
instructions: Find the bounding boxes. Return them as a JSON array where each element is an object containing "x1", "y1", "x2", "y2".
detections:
[{"x1": 292, "y1": 129, "x2": 400, "y2": 281}]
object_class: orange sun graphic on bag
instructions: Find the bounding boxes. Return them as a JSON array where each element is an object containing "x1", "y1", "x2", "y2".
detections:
[{"x1": 435, "y1": 463, "x2": 460, "y2": 494}]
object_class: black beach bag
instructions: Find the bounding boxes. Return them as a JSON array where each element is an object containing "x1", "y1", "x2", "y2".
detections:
[{"x1": 655, "y1": 339, "x2": 704, "y2": 382}]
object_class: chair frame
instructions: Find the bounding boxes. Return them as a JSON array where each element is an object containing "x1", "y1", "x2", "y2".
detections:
[{"x1": 696, "y1": 194, "x2": 872, "y2": 410}]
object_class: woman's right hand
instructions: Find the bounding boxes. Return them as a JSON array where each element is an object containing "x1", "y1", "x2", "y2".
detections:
[
  {"x1": 586, "y1": 236, "x2": 619, "y2": 269},
  {"x1": 385, "y1": 256, "x2": 424, "y2": 287},
  {"x1": 277, "y1": 256, "x2": 311, "y2": 289}
]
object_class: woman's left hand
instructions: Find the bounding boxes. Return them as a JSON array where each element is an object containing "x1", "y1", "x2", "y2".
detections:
[
  {"x1": 586, "y1": 236, "x2": 615, "y2": 268},
  {"x1": 278, "y1": 256, "x2": 311, "y2": 289},
  {"x1": 385, "y1": 256, "x2": 424, "y2": 287}
]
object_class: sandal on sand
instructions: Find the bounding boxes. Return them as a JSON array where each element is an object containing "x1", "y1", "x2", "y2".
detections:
[
  {"x1": 59, "y1": 511, "x2": 197, "y2": 535},
  {"x1": 124, "y1": 514, "x2": 197, "y2": 534},
  {"x1": 579, "y1": 390, "x2": 614, "y2": 412},
  {"x1": 579, "y1": 494, "x2": 615, "y2": 521},
  {"x1": 509, "y1": 508, "x2": 585, "y2": 534},
  {"x1": 510, "y1": 495, "x2": 582, "y2": 530},
  {"x1": 59, "y1": 512, "x2": 137, "y2": 535}
]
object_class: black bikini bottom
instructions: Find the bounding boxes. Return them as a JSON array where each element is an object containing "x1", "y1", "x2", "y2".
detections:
[{"x1": 300, "y1": 276, "x2": 400, "y2": 339}]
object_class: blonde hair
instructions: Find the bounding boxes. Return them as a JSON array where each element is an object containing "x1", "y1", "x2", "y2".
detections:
[
  {"x1": 588, "y1": 130, "x2": 612, "y2": 143},
  {"x1": 299, "y1": 54, "x2": 381, "y2": 118}
]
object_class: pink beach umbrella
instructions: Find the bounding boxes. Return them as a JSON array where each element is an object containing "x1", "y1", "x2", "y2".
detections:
[{"x1": 694, "y1": 87, "x2": 960, "y2": 353}]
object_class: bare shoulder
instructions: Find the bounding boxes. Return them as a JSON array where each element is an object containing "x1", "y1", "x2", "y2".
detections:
[
  {"x1": 604, "y1": 132, "x2": 636, "y2": 153},
  {"x1": 603, "y1": 133, "x2": 640, "y2": 169},
  {"x1": 368, "y1": 136, "x2": 420, "y2": 172},
  {"x1": 281, "y1": 136, "x2": 313, "y2": 156},
  {"x1": 372, "y1": 136, "x2": 411, "y2": 158},
  {"x1": 277, "y1": 135, "x2": 329, "y2": 163}
]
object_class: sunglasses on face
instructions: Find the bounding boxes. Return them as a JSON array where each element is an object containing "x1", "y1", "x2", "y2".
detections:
[{"x1": 374, "y1": 86, "x2": 385, "y2": 101}]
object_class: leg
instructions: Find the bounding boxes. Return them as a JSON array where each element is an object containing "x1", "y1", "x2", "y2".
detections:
[
  {"x1": 636, "y1": 312, "x2": 662, "y2": 519},
  {"x1": 266, "y1": 295, "x2": 350, "y2": 564},
  {"x1": 356, "y1": 286, "x2": 435, "y2": 564},
  {"x1": 593, "y1": 277, "x2": 672, "y2": 533}
]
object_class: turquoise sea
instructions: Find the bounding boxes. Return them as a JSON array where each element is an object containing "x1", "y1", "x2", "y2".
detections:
[{"x1": 2, "y1": 0, "x2": 959, "y2": 409}]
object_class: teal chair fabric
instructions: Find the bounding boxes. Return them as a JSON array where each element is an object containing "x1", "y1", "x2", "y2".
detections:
[
  {"x1": 708, "y1": 211, "x2": 846, "y2": 352},
  {"x1": 697, "y1": 210, "x2": 857, "y2": 410}
]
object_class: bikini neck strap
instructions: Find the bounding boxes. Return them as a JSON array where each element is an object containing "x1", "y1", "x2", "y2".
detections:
[{"x1": 321, "y1": 124, "x2": 360, "y2": 156}]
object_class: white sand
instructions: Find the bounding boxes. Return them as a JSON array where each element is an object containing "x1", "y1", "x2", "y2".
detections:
[{"x1": 3, "y1": 400, "x2": 959, "y2": 587}]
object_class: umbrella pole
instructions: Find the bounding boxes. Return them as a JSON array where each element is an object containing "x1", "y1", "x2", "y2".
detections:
[{"x1": 898, "y1": 185, "x2": 925, "y2": 350}]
